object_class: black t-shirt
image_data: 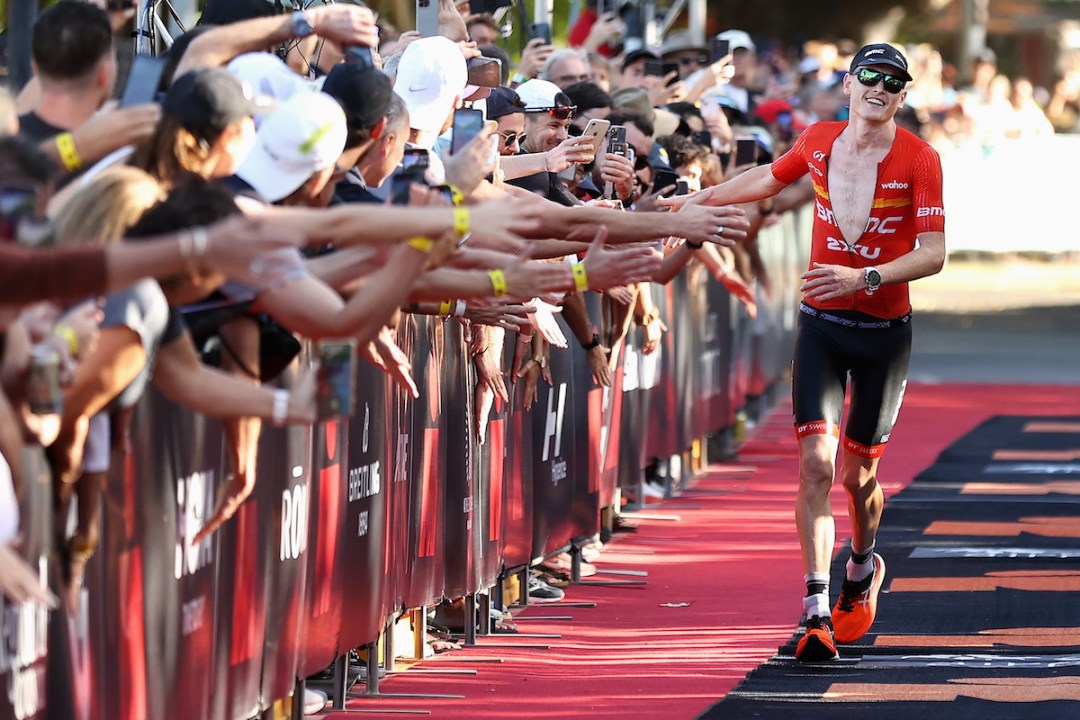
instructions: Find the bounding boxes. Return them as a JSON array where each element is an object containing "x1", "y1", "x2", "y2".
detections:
[{"x1": 17, "y1": 112, "x2": 64, "y2": 144}]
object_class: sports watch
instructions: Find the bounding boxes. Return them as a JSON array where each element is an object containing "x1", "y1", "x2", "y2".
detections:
[
  {"x1": 291, "y1": 10, "x2": 315, "y2": 37},
  {"x1": 864, "y1": 267, "x2": 882, "y2": 294}
]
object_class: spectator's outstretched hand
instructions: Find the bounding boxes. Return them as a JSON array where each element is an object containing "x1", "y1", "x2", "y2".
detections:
[
  {"x1": 72, "y1": 100, "x2": 161, "y2": 167},
  {"x1": 467, "y1": 196, "x2": 544, "y2": 252},
  {"x1": 464, "y1": 301, "x2": 533, "y2": 332},
  {"x1": 361, "y1": 326, "x2": 418, "y2": 398},
  {"x1": 203, "y1": 215, "x2": 308, "y2": 283},
  {"x1": 597, "y1": 152, "x2": 634, "y2": 201},
  {"x1": 526, "y1": 298, "x2": 567, "y2": 347},
  {"x1": 501, "y1": 245, "x2": 572, "y2": 302},
  {"x1": 665, "y1": 203, "x2": 749, "y2": 247},
  {"x1": 582, "y1": 226, "x2": 663, "y2": 289},
  {"x1": 311, "y1": 3, "x2": 379, "y2": 48}
]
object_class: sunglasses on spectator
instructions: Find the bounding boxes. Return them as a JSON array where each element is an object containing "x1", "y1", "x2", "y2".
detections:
[
  {"x1": 853, "y1": 67, "x2": 906, "y2": 94},
  {"x1": 678, "y1": 54, "x2": 709, "y2": 66},
  {"x1": 531, "y1": 104, "x2": 577, "y2": 120},
  {"x1": 497, "y1": 130, "x2": 525, "y2": 148}
]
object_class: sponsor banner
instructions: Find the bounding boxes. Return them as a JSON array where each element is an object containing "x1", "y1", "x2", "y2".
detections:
[
  {"x1": 439, "y1": 321, "x2": 477, "y2": 601},
  {"x1": 500, "y1": 343, "x2": 535, "y2": 571},
  {"x1": 400, "y1": 316, "x2": 447, "y2": 610},
  {"x1": 257, "y1": 420, "x2": 312, "y2": 708},
  {"x1": 644, "y1": 282, "x2": 680, "y2": 462},
  {"x1": 296, "y1": 417, "x2": 348, "y2": 678},
  {"x1": 617, "y1": 325, "x2": 650, "y2": 489},
  {"x1": 338, "y1": 363, "x2": 392, "y2": 651}
]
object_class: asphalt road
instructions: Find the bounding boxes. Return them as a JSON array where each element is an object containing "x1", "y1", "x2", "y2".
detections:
[{"x1": 907, "y1": 259, "x2": 1080, "y2": 384}]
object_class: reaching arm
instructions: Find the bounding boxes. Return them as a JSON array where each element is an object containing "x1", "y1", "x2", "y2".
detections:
[{"x1": 174, "y1": 3, "x2": 378, "y2": 76}]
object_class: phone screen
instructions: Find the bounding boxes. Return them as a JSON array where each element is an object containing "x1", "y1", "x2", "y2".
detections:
[
  {"x1": 121, "y1": 54, "x2": 167, "y2": 107},
  {"x1": 675, "y1": 179, "x2": 690, "y2": 196},
  {"x1": 775, "y1": 111, "x2": 793, "y2": 141},
  {"x1": 711, "y1": 38, "x2": 730, "y2": 63},
  {"x1": 451, "y1": 108, "x2": 485, "y2": 155},
  {"x1": 643, "y1": 59, "x2": 664, "y2": 77},
  {"x1": 529, "y1": 22, "x2": 552, "y2": 45},
  {"x1": 735, "y1": 137, "x2": 758, "y2": 167},
  {"x1": 662, "y1": 62, "x2": 680, "y2": 84},
  {"x1": 652, "y1": 169, "x2": 678, "y2": 197},
  {"x1": 316, "y1": 339, "x2": 357, "y2": 421}
]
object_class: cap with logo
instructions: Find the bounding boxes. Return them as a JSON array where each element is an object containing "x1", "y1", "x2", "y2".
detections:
[
  {"x1": 715, "y1": 29, "x2": 755, "y2": 54},
  {"x1": 849, "y1": 43, "x2": 912, "y2": 82},
  {"x1": 236, "y1": 91, "x2": 348, "y2": 203},
  {"x1": 395, "y1": 36, "x2": 468, "y2": 134},
  {"x1": 164, "y1": 67, "x2": 268, "y2": 141}
]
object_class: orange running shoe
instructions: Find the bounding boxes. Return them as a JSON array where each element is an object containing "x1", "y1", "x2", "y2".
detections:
[
  {"x1": 832, "y1": 553, "x2": 886, "y2": 644},
  {"x1": 795, "y1": 615, "x2": 839, "y2": 661}
]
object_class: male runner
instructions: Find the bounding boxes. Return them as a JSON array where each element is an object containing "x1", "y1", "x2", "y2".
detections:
[{"x1": 664, "y1": 43, "x2": 946, "y2": 660}]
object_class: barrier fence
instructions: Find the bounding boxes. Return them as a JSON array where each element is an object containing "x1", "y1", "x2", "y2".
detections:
[{"x1": 2, "y1": 205, "x2": 812, "y2": 720}]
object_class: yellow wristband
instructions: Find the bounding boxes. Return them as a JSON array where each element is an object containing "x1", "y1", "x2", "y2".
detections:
[
  {"x1": 52, "y1": 325, "x2": 79, "y2": 356},
  {"x1": 571, "y1": 261, "x2": 588, "y2": 291},
  {"x1": 487, "y1": 269, "x2": 507, "y2": 298},
  {"x1": 438, "y1": 300, "x2": 453, "y2": 317},
  {"x1": 406, "y1": 236, "x2": 434, "y2": 254},
  {"x1": 55, "y1": 132, "x2": 82, "y2": 172},
  {"x1": 445, "y1": 184, "x2": 465, "y2": 206},
  {"x1": 453, "y1": 207, "x2": 470, "y2": 238}
]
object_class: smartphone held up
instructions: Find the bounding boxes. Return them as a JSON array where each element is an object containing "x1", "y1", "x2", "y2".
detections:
[{"x1": 315, "y1": 339, "x2": 358, "y2": 421}]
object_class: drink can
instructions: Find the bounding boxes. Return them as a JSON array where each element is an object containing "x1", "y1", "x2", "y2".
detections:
[{"x1": 27, "y1": 345, "x2": 62, "y2": 415}]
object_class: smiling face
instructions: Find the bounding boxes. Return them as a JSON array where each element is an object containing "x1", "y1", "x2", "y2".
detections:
[{"x1": 844, "y1": 64, "x2": 907, "y2": 123}]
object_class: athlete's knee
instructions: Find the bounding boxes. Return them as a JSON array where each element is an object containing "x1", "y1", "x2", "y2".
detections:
[
  {"x1": 798, "y1": 452, "x2": 835, "y2": 494},
  {"x1": 840, "y1": 461, "x2": 879, "y2": 495}
]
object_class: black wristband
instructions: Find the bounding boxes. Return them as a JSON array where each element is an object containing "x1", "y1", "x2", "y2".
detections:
[{"x1": 581, "y1": 332, "x2": 601, "y2": 351}]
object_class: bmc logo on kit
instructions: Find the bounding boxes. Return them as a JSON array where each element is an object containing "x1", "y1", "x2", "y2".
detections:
[
  {"x1": 826, "y1": 237, "x2": 881, "y2": 260},
  {"x1": 815, "y1": 201, "x2": 835, "y2": 226},
  {"x1": 917, "y1": 206, "x2": 944, "y2": 217}
]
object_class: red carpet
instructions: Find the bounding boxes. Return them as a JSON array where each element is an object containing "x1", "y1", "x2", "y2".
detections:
[{"x1": 323, "y1": 383, "x2": 1080, "y2": 719}]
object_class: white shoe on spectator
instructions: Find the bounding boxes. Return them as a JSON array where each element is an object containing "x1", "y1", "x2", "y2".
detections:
[
  {"x1": 527, "y1": 572, "x2": 565, "y2": 602},
  {"x1": 304, "y1": 688, "x2": 328, "y2": 714},
  {"x1": 641, "y1": 480, "x2": 665, "y2": 499}
]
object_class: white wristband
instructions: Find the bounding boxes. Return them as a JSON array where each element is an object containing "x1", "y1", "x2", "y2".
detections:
[
  {"x1": 453, "y1": 300, "x2": 467, "y2": 317},
  {"x1": 272, "y1": 389, "x2": 289, "y2": 426}
]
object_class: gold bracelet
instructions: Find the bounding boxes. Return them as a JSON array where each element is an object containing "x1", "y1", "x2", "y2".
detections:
[
  {"x1": 487, "y1": 269, "x2": 507, "y2": 298},
  {"x1": 438, "y1": 300, "x2": 453, "y2": 316},
  {"x1": 55, "y1": 132, "x2": 82, "y2": 172},
  {"x1": 52, "y1": 325, "x2": 79, "y2": 356},
  {"x1": 452, "y1": 207, "x2": 470, "y2": 238},
  {"x1": 407, "y1": 236, "x2": 434, "y2": 254},
  {"x1": 571, "y1": 261, "x2": 588, "y2": 291}
]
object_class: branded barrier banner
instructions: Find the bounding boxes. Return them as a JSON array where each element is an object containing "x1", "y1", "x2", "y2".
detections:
[
  {"x1": 644, "y1": 282, "x2": 681, "y2": 463},
  {"x1": 439, "y1": 321, "x2": 476, "y2": 601}
]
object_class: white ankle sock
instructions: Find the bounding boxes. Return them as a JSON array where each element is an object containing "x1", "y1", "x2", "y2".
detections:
[
  {"x1": 802, "y1": 592, "x2": 830, "y2": 619},
  {"x1": 846, "y1": 544, "x2": 876, "y2": 583}
]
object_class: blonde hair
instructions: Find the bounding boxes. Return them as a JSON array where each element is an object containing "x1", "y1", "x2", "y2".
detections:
[{"x1": 53, "y1": 166, "x2": 165, "y2": 247}]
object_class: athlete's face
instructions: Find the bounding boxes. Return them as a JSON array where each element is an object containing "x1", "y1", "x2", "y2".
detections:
[{"x1": 844, "y1": 64, "x2": 907, "y2": 122}]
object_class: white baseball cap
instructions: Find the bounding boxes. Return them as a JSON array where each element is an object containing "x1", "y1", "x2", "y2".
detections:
[
  {"x1": 514, "y1": 79, "x2": 570, "y2": 112},
  {"x1": 227, "y1": 52, "x2": 310, "y2": 109},
  {"x1": 394, "y1": 36, "x2": 468, "y2": 134},
  {"x1": 716, "y1": 29, "x2": 755, "y2": 54},
  {"x1": 236, "y1": 90, "x2": 347, "y2": 203}
]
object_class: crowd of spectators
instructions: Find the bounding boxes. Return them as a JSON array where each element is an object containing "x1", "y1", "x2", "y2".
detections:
[{"x1": 0, "y1": 0, "x2": 1069, "y2": 712}]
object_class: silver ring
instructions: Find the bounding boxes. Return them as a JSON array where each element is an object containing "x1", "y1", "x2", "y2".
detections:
[{"x1": 715, "y1": 225, "x2": 725, "y2": 236}]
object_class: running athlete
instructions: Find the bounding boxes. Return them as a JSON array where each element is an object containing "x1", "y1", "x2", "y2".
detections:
[{"x1": 664, "y1": 43, "x2": 946, "y2": 661}]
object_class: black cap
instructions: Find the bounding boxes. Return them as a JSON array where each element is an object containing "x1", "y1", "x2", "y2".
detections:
[
  {"x1": 849, "y1": 43, "x2": 912, "y2": 82},
  {"x1": 621, "y1": 48, "x2": 659, "y2": 73},
  {"x1": 164, "y1": 68, "x2": 264, "y2": 140},
  {"x1": 485, "y1": 86, "x2": 526, "y2": 120},
  {"x1": 321, "y1": 63, "x2": 394, "y2": 137}
]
